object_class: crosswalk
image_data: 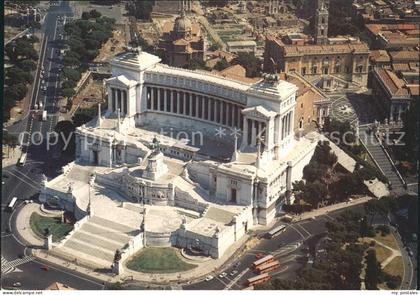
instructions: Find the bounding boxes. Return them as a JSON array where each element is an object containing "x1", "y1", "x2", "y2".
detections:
[{"x1": 1, "y1": 255, "x2": 35, "y2": 275}]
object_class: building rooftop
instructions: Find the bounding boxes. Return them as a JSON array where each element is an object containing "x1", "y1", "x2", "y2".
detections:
[{"x1": 375, "y1": 67, "x2": 410, "y2": 97}]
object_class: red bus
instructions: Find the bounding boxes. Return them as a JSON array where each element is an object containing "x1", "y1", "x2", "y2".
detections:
[
  {"x1": 252, "y1": 255, "x2": 274, "y2": 269},
  {"x1": 255, "y1": 260, "x2": 280, "y2": 274},
  {"x1": 246, "y1": 273, "x2": 271, "y2": 287}
]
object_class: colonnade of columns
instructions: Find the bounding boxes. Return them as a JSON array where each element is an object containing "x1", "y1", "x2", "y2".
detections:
[
  {"x1": 390, "y1": 104, "x2": 405, "y2": 122},
  {"x1": 110, "y1": 87, "x2": 128, "y2": 115},
  {"x1": 243, "y1": 119, "x2": 266, "y2": 147},
  {"x1": 146, "y1": 86, "x2": 244, "y2": 129}
]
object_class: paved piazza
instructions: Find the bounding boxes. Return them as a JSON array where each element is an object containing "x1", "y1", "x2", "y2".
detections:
[
  {"x1": 37, "y1": 47, "x2": 350, "y2": 277},
  {"x1": 329, "y1": 91, "x2": 381, "y2": 124}
]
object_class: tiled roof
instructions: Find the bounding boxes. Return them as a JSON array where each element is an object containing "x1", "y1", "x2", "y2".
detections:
[
  {"x1": 388, "y1": 50, "x2": 419, "y2": 62},
  {"x1": 375, "y1": 68, "x2": 410, "y2": 97},
  {"x1": 369, "y1": 50, "x2": 390, "y2": 62}
]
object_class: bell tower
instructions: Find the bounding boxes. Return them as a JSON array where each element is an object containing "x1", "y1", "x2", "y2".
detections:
[{"x1": 314, "y1": 0, "x2": 329, "y2": 45}]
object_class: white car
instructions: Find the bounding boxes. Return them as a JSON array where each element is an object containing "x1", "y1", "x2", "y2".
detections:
[
  {"x1": 230, "y1": 270, "x2": 238, "y2": 276},
  {"x1": 13, "y1": 282, "x2": 22, "y2": 287},
  {"x1": 205, "y1": 275, "x2": 214, "y2": 281},
  {"x1": 218, "y1": 272, "x2": 227, "y2": 278}
]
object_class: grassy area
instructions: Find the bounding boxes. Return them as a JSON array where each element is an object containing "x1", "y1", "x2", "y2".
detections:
[
  {"x1": 29, "y1": 212, "x2": 73, "y2": 242},
  {"x1": 374, "y1": 232, "x2": 398, "y2": 250},
  {"x1": 383, "y1": 256, "x2": 404, "y2": 278},
  {"x1": 373, "y1": 244, "x2": 393, "y2": 263},
  {"x1": 126, "y1": 247, "x2": 197, "y2": 273}
]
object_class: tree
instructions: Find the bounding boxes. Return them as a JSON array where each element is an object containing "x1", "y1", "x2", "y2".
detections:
[
  {"x1": 302, "y1": 181, "x2": 328, "y2": 208},
  {"x1": 17, "y1": 59, "x2": 36, "y2": 72},
  {"x1": 365, "y1": 249, "x2": 381, "y2": 290},
  {"x1": 125, "y1": 0, "x2": 154, "y2": 20},
  {"x1": 214, "y1": 58, "x2": 230, "y2": 71},
  {"x1": 54, "y1": 120, "x2": 76, "y2": 155},
  {"x1": 72, "y1": 112, "x2": 94, "y2": 127},
  {"x1": 233, "y1": 52, "x2": 261, "y2": 77},
  {"x1": 6, "y1": 67, "x2": 32, "y2": 85},
  {"x1": 61, "y1": 88, "x2": 76, "y2": 98},
  {"x1": 89, "y1": 9, "x2": 102, "y2": 19},
  {"x1": 187, "y1": 57, "x2": 208, "y2": 70},
  {"x1": 5, "y1": 83, "x2": 28, "y2": 101}
]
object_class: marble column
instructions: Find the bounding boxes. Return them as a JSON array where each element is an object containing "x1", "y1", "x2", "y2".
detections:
[
  {"x1": 151, "y1": 88, "x2": 155, "y2": 110},
  {"x1": 183, "y1": 92, "x2": 187, "y2": 115},
  {"x1": 116, "y1": 89, "x2": 121, "y2": 113},
  {"x1": 214, "y1": 99, "x2": 218, "y2": 123},
  {"x1": 242, "y1": 117, "x2": 248, "y2": 146},
  {"x1": 164, "y1": 89, "x2": 168, "y2": 112},
  {"x1": 111, "y1": 88, "x2": 116, "y2": 112},
  {"x1": 201, "y1": 96, "x2": 205, "y2": 119},
  {"x1": 251, "y1": 120, "x2": 257, "y2": 146},
  {"x1": 170, "y1": 90, "x2": 174, "y2": 113},
  {"x1": 157, "y1": 87, "x2": 161, "y2": 111}
]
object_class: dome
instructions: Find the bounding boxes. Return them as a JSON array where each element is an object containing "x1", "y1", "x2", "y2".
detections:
[{"x1": 174, "y1": 11, "x2": 192, "y2": 36}]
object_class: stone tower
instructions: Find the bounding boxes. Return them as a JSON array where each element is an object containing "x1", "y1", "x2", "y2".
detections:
[{"x1": 314, "y1": 0, "x2": 329, "y2": 45}]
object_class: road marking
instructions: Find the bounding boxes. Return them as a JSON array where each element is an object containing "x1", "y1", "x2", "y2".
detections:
[
  {"x1": 289, "y1": 224, "x2": 307, "y2": 239},
  {"x1": 295, "y1": 223, "x2": 311, "y2": 237},
  {"x1": 3, "y1": 170, "x2": 40, "y2": 191},
  {"x1": 1, "y1": 256, "x2": 36, "y2": 275},
  {"x1": 213, "y1": 274, "x2": 229, "y2": 287},
  {"x1": 10, "y1": 166, "x2": 41, "y2": 187},
  {"x1": 224, "y1": 268, "x2": 249, "y2": 290}
]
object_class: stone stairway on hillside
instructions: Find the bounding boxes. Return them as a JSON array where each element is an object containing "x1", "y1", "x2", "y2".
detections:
[
  {"x1": 359, "y1": 127, "x2": 405, "y2": 192},
  {"x1": 50, "y1": 216, "x2": 140, "y2": 269}
]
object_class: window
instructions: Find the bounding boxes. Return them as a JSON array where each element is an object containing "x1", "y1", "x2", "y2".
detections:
[
  {"x1": 301, "y1": 103, "x2": 303, "y2": 108},
  {"x1": 320, "y1": 29, "x2": 324, "y2": 36},
  {"x1": 323, "y1": 67, "x2": 328, "y2": 74},
  {"x1": 335, "y1": 65, "x2": 340, "y2": 73},
  {"x1": 301, "y1": 67, "x2": 306, "y2": 75},
  {"x1": 312, "y1": 66, "x2": 317, "y2": 74},
  {"x1": 346, "y1": 66, "x2": 350, "y2": 73},
  {"x1": 357, "y1": 65, "x2": 363, "y2": 73}
]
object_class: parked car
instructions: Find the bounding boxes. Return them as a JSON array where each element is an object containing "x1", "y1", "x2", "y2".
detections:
[
  {"x1": 230, "y1": 270, "x2": 238, "y2": 276},
  {"x1": 12, "y1": 282, "x2": 21, "y2": 287},
  {"x1": 234, "y1": 261, "x2": 241, "y2": 268},
  {"x1": 205, "y1": 275, "x2": 213, "y2": 281},
  {"x1": 218, "y1": 272, "x2": 227, "y2": 278}
]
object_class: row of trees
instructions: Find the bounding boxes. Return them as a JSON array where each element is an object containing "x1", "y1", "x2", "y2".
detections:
[
  {"x1": 4, "y1": 35, "x2": 39, "y2": 121},
  {"x1": 323, "y1": 117, "x2": 388, "y2": 183},
  {"x1": 61, "y1": 11, "x2": 115, "y2": 98}
]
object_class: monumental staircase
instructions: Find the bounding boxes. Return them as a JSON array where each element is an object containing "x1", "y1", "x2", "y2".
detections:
[
  {"x1": 359, "y1": 127, "x2": 405, "y2": 194},
  {"x1": 50, "y1": 215, "x2": 140, "y2": 269}
]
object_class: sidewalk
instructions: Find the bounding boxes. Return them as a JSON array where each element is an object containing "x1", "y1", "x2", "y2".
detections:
[
  {"x1": 2, "y1": 147, "x2": 21, "y2": 168},
  {"x1": 15, "y1": 203, "x2": 44, "y2": 247},
  {"x1": 296, "y1": 196, "x2": 372, "y2": 222}
]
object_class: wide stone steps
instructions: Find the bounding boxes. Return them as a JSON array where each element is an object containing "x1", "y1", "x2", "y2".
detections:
[
  {"x1": 64, "y1": 239, "x2": 115, "y2": 262},
  {"x1": 52, "y1": 216, "x2": 139, "y2": 270},
  {"x1": 359, "y1": 128, "x2": 404, "y2": 189},
  {"x1": 72, "y1": 231, "x2": 124, "y2": 252},
  {"x1": 80, "y1": 223, "x2": 132, "y2": 244},
  {"x1": 50, "y1": 246, "x2": 112, "y2": 269},
  {"x1": 89, "y1": 215, "x2": 138, "y2": 234}
]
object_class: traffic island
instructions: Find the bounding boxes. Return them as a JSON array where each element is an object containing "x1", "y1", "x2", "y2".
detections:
[
  {"x1": 126, "y1": 247, "x2": 197, "y2": 273},
  {"x1": 29, "y1": 212, "x2": 73, "y2": 242}
]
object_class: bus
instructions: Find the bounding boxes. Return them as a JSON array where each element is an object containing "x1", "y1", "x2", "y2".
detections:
[
  {"x1": 265, "y1": 224, "x2": 287, "y2": 239},
  {"x1": 252, "y1": 255, "x2": 274, "y2": 269},
  {"x1": 7, "y1": 197, "x2": 18, "y2": 212},
  {"x1": 18, "y1": 153, "x2": 27, "y2": 166},
  {"x1": 255, "y1": 260, "x2": 280, "y2": 274},
  {"x1": 246, "y1": 273, "x2": 271, "y2": 287}
]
